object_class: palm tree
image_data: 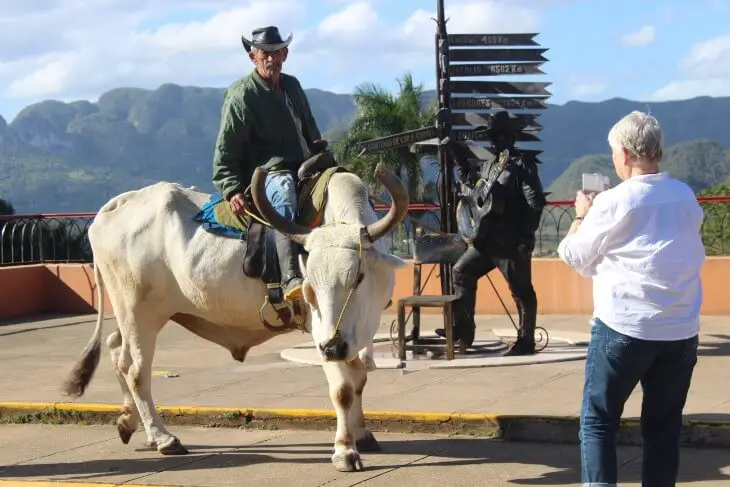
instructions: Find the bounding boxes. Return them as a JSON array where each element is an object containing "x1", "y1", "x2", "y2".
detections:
[{"x1": 334, "y1": 72, "x2": 437, "y2": 201}]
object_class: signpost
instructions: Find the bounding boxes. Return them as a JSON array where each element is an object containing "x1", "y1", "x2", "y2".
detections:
[
  {"x1": 355, "y1": 0, "x2": 552, "y2": 324},
  {"x1": 450, "y1": 97, "x2": 549, "y2": 110},
  {"x1": 450, "y1": 112, "x2": 542, "y2": 129},
  {"x1": 357, "y1": 127, "x2": 437, "y2": 156},
  {"x1": 447, "y1": 62, "x2": 544, "y2": 77}
]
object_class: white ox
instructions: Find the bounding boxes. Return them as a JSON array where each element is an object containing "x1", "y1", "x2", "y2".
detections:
[{"x1": 61, "y1": 163, "x2": 410, "y2": 472}]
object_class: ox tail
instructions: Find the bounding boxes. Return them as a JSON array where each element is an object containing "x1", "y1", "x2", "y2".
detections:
[{"x1": 61, "y1": 261, "x2": 106, "y2": 397}]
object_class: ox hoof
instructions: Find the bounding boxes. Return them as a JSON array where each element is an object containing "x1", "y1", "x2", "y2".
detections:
[
  {"x1": 158, "y1": 438, "x2": 189, "y2": 455},
  {"x1": 116, "y1": 424, "x2": 134, "y2": 445},
  {"x1": 356, "y1": 431, "x2": 381, "y2": 452},
  {"x1": 332, "y1": 450, "x2": 363, "y2": 472}
]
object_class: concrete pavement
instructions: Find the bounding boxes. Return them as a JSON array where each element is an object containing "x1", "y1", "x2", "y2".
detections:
[
  {"x1": 1, "y1": 313, "x2": 728, "y2": 420},
  {"x1": 0, "y1": 424, "x2": 728, "y2": 486},
  {"x1": 1, "y1": 313, "x2": 730, "y2": 485}
]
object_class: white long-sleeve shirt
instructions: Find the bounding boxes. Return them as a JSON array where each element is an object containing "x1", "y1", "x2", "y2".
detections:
[{"x1": 557, "y1": 172, "x2": 705, "y2": 341}]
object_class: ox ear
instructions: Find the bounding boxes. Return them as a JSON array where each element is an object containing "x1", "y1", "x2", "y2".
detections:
[{"x1": 302, "y1": 280, "x2": 318, "y2": 310}]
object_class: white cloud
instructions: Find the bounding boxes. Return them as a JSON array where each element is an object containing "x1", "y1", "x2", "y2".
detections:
[
  {"x1": 652, "y1": 79, "x2": 730, "y2": 100},
  {"x1": 317, "y1": 1, "x2": 380, "y2": 38},
  {"x1": 7, "y1": 55, "x2": 77, "y2": 98},
  {"x1": 565, "y1": 74, "x2": 608, "y2": 99},
  {"x1": 571, "y1": 83, "x2": 608, "y2": 98},
  {"x1": 652, "y1": 32, "x2": 730, "y2": 100},
  {"x1": 299, "y1": 0, "x2": 542, "y2": 80},
  {"x1": 679, "y1": 33, "x2": 730, "y2": 77},
  {"x1": 0, "y1": 0, "x2": 550, "y2": 116},
  {"x1": 621, "y1": 25, "x2": 656, "y2": 47},
  {"x1": 0, "y1": 0, "x2": 308, "y2": 105}
]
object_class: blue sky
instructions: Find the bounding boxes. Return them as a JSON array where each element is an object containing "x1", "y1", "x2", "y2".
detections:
[{"x1": 1, "y1": 0, "x2": 729, "y2": 122}]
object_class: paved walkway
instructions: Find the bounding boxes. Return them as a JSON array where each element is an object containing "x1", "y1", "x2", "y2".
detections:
[
  {"x1": 0, "y1": 313, "x2": 728, "y2": 421},
  {"x1": 1, "y1": 313, "x2": 729, "y2": 485},
  {"x1": 0, "y1": 424, "x2": 727, "y2": 486}
]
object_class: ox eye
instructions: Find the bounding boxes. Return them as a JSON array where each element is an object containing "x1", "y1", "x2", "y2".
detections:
[{"x1": 355, "y1": 273, "x2": 364, "y2": 287}]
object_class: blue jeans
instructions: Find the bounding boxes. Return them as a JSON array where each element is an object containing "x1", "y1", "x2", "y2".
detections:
[
  {"x1": 264, "y1": 171, "x2": 298, "y2": 220},
  {"x1": 263, "y1": 170, "x2": 301, "y2": 287},
  {"x1": 580, "y1": 318, "x2": 698, "y2": 487}
]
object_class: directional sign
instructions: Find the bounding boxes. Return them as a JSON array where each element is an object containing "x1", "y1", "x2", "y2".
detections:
[
  {"x1": 450, "y1": 96, "x2": 549, "y2": 110},
  {"x1": 449, "y1": 81, "x2": 552, "y2": 96},
  {"x1": 450, "y1": 142, "x2": 543, "y2": 161},
  {"x1": 448, "y1": 48, "x2": 548, "y2": 63},
  {"x1": 452, "y1": 129, "x2": 542, "y2": 143},
  {"x1": 357, "y1": 126, "x2": 437, "y2": 155},
  {"x1": 450, "y1": 112, "x2": 542, "y2": 130},
  {"x1": 447, "y1": 33, "x2": 538, "y2": 47},
  {"x1": 448, "y1": 62, "x2": 545, "y2": 77},
  {"x1": 468, "y1": 156, "x2": 544, "y2": 166}
]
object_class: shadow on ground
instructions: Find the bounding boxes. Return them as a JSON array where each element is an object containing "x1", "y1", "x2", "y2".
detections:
[
  {"x1": 0, "y1": 437, "x2": 727, "y2": 485},
  {"x1": 699, "y1": 334, "x2": 730, "y2": 357}
]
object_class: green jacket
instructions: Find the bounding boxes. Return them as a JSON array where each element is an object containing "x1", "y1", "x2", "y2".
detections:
[{"x1": 212, "y1": 69, "x2": 322, "y2": 200}]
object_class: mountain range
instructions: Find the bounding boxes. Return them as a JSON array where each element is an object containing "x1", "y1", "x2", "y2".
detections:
[{"x1": 2, "y1": 81, "x2": 730, "y2": 214}]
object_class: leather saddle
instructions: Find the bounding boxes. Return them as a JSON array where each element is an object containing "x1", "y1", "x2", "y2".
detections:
[{"x1": 239, "y1": 149, "x2": 339, "y2": 303}]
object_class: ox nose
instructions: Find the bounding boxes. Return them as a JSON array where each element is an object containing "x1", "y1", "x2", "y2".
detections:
[{"x1": 319, "y1": 337, "x2": 349, "y2": 361}]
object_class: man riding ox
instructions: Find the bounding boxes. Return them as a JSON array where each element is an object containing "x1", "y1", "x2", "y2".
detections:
[
  {"x1": 213, "y1": 25, "x2": 326, "y2": 304},
  {"x1": 61, "y1": 25, "x2": 410, "y2": 474}
]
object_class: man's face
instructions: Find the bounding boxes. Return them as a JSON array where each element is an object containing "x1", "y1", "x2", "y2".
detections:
[
  {"x1": 249, "y1": 47, "x2": 288, "y2": 80},
  {"x1": 490, "y1": 131, "x2": 513, "y2": 151}
]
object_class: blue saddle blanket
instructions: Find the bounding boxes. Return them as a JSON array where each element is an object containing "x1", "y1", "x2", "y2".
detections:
[{"x1": 193, "y1": 194, "x2": 246, "y2": 240}]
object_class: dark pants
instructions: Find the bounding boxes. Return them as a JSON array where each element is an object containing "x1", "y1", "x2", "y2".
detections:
[
  {"x1": 451, "y1": 245, "x2": 537, "y2": 344},
  {"x1": 580, "y1": 318, "x2": 698, "y2": 486}
]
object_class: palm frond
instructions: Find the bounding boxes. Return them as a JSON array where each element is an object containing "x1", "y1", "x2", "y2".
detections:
[{"x1": 335, "y1": 71, "x2": 441, "y2": 202}]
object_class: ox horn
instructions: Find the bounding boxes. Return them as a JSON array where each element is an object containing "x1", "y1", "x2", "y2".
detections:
[
  {"x1": 250, "y1": 167, "x2": 311, "y2": 245},
  {"x1": 365, "y1": 163, "x2": 410, "y2": 242}
]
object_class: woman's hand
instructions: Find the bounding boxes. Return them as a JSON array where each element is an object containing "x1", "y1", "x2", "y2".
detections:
[{"x1": 575, "y1": 190, "x2": 595, "y2": 218}]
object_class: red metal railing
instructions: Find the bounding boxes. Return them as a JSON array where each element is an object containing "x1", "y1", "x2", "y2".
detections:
[
  {"x1": 3, "y1": 195, "x2": 730, "y2": 220},
  {"x1": 2, "y1": 195, "x2": 730, "y2": 265}
]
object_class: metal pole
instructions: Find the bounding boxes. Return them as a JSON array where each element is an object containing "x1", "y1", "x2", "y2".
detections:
[{"x1": 435, "y1": 0, "x2": 454, "y2": 295}]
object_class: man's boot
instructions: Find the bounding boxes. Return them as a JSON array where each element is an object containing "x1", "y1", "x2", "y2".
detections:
[
  {"x1": 274, "y1": 231, "x2": 303, "y2": 302},
  {"x1": 504, "y1": 299, "x2": 536, "y2": 356}
]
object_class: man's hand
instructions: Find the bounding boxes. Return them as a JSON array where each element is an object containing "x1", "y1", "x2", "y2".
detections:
[
  {"x1": 229, "y1": 193, "x2": 250, "y2": 215},
  {"x1": 496, "y1": 167, "x2": 515, "y2": 186},
  {"x1": 575, "y1": 190, "x2": 596, "y2": 218},
  {"x1": 310, "y1": 139, "x2": 328, "y2": 154}
]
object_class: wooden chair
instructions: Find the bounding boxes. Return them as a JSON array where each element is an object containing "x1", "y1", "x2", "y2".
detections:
[{"x1": 396, "y1": 229, "x2": 467, "y2": 361}]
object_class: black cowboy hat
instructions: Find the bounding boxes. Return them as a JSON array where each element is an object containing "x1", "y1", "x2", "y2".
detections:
[
  {"x1": 472, "y1": 110, "x2": 519, "y2": 139},
  {"x1": 241, "y1": 26, "x2": 293, "y2": 53},
  {"x1": 484, "y1": 110, "x2": 517, "y2": 136}
]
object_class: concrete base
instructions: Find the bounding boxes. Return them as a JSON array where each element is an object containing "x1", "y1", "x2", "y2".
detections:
[{"x1": 279, "y1": 329, "x2": 590, "y2": 370}]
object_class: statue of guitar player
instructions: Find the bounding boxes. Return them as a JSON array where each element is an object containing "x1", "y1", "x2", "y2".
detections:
[{"x1": 435, "y1": 110, "x2": 546, "y2": 356}]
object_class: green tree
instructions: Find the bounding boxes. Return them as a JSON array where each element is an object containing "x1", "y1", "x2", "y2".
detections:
[
  {"x1": 697, "y1": 182, "x2": 730, "y2": 256},
  {"x1": 333, "y1": 72, "x2": 437, "y2": 201},
  {"x1": 0, "y1": 197, "x2": 13, "y2": 215}
]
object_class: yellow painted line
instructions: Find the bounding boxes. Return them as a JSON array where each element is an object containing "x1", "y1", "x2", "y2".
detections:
[
  {"x1": 0, "y1": 402, "x2": 57, "y2": 412},
  {"x1": 0, "y1": 402, "x2": 501, "y2": 422},
  {"x1": 0, "y1": 402, "x2": 728, "y2": 428},
  {"x1": 54, "y1": 403, "x2": 120, "y2": 413},
  {"x1": 0, "y1": 482, "x2": 167, "y2": 487}
]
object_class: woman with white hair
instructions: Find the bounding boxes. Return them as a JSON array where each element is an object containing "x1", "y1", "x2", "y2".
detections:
[{"x1": 557, "y1": 111, "x2": 705, "y2": 486}]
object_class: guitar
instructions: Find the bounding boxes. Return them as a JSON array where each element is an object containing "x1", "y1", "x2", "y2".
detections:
[{"x1": 456, "y1": 148, "x2": 511, "y2": 242}]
